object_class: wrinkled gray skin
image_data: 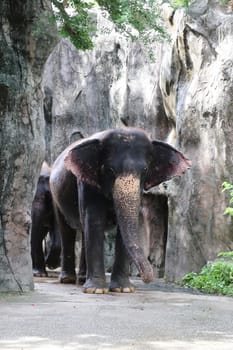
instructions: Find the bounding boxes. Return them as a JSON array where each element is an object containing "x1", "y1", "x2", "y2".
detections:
[
  {"x1": 50, "y1": 128, "x2": 191, "y2": 294},
  {"x1": 31, "y1": 162, "x2": 61, "y2": 277}
]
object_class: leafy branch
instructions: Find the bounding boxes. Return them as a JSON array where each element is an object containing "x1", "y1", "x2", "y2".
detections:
[
  {"x1": 51, "y1": 0, "x2": 96, "y2": 49},
  {"x1": 51, "y1": 0, "x2": 167, "y2": 50}
]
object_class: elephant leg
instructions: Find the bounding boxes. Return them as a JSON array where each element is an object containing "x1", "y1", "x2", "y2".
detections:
[
  {"x1": 45, "y1": 220, "x2": 61, "y2": 270},
  {"x1": 79, "y1": 183, "x2": 108, "y2": 294},
  {"x1": 77, "y1": 230, "x2": 86, "y2": 285},
  {"x1": 110, "y1": 227, "x2": 135, "y2": 293},
  {"x1": 55, "y1": 207, "x2": 76, "y2": 284},
  {"x1": 31, "y1": 225, "x2": 48, "y2": 277}
]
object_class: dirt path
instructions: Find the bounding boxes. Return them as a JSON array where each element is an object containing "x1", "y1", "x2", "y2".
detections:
[{"x1": 0, "y1": 276, "x2": 233, "y2": 349}]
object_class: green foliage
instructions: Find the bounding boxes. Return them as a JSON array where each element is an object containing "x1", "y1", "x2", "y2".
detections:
[
  {"x1": 51, "y1": 0, "x2": 96, "y2": 50},
  {"x1": 218, "y1": 251, "x2": 233, "y2": 258},
  {"x1": 51, "y1": 0, "x2": 167, "y2": 51},
  {"x1": 222, "y1": 181, "x2": 233, "y2": 216},
  {"x1": 97, "y1": 0, "x2": 166, "y2": 39},
  {"x1": 170, "y1": 0, "x2": 191, "y2": 8},
  {"x1": 182, "y1": 254, "x2": 233, "y2": 296}
]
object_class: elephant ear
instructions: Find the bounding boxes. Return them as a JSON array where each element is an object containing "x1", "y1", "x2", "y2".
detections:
[
  {"x1": 64, "y1": 139, "x2": 101, "y2": 188},
  {"x1": 144, "y1": 140, "x2": 191, "y2": 191}
]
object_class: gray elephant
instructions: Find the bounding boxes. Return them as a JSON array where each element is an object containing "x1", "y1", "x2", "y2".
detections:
[
  {"x1": 50, "y1": 127, "x2": 191, "y2": 293},
  {"x1": 31, "y1": 162, "x2": 61, "y2": 277}
]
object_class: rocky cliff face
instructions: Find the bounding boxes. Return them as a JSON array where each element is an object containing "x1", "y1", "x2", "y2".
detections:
[
  {"x1": 0, "y1": 0, "x2": 57, "y2": 291},
  {"x1": 42, "y1": 0, "x2": 233, "y2": 281},
  {"x1": 42, "y1": 12, "x2": 169, "y2": 163},
  {"x1": 42, "y1": 12, "x2": 170, "y2": 276},
  {"x1": 160, "y1": 0, "x2": 233, "y2": 280}
]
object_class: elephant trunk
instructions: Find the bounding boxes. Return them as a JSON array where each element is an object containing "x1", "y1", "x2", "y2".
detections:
[{"x1": 113, "y1": 174, "x2": 154, "y2": 283}]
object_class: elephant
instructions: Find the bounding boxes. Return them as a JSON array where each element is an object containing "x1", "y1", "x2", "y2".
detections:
[
  {"x1": 31, "y1": 161, "x2": 61, "y2": 277},
  {"x1": 50, "y1": 127, "x2": 191, "y2": 293}
]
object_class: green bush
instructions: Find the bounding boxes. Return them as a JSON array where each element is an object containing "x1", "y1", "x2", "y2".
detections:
[{"x1": 182, "y1": 253, "x2": 233, "y2": 296}]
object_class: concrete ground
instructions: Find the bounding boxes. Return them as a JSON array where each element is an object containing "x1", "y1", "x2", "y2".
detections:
[{"x1": 0, "y1": 274, "x2": 233, "y2": 350}]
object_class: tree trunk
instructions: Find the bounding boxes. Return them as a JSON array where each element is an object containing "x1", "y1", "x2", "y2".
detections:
[{"x1": 0, "y1": 0, "x2": 57, "y2": 291}]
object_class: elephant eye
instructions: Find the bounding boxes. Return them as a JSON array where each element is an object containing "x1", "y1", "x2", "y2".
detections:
[
  {"x1": 101, "y1": 165, "x2": 115, "y2": 176},
  {"x1": 141, "y1": 166, "x2": 148, "y2": 179},
  {"x1": 109, "y1": 167, "x2": 115, "y2": 175}
]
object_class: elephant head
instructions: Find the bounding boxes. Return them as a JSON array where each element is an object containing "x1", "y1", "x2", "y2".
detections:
[{"x1": 64, "y1": 128, "x2": 191, "y2": 283}]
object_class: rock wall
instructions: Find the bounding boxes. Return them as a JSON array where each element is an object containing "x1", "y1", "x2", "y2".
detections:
[
  {"x1": 161, "y1": 0, "x2": 233, "y2": 280},
  {"x1": 0, "y1": 0, "x2": 57, "y2": 291},
  {"x1": 42, "y1": 13, "x2": 169, "y2": 275},
  {"x1": 42, "y1": 1, "x2": 233, "y2": 281},
  {"x1": 42, "y1": 11, "x2": 169, "y2": 163}
]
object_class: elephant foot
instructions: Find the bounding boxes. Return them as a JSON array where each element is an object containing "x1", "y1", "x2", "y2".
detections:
[
  {"x1": 77, "y1": 274, "x2": 86, "y2": 285},
  {"x1": 59, "y1": 271, "x2": 76, "y2": 284},
  {"x1": 47, "y1": 264, "x2": 59, "y2": 270},
  {"x1": 45, "y1": 252, "x2": 61, "y2": 270},
  {"x1": 83, "y1": 277, "x2": 109, "y2": 294},
  {"x1": 46, "y1": 261, "x2": 60, "y2": 270},
  {"x1": 110, "y1": 286, "x2": 135, "y2": 293},
  {"x1": 84, "y1": 287, "x2": 109, "y2": 294},
  {"x1": 33, "y1": 268, "x2": 48, "y2": 277},
  {"x1": 109, "y1": 277, "x2": 135, "y2": 293}
]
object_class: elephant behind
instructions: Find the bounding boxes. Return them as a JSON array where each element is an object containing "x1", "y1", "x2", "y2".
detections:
[{"x1": 31, "y1": 161, "x2": 61, "y2": 277}]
